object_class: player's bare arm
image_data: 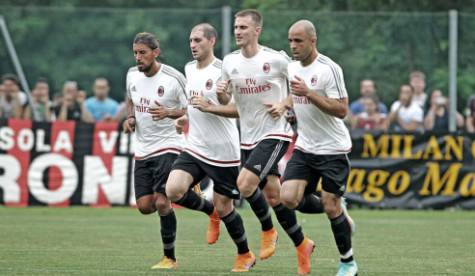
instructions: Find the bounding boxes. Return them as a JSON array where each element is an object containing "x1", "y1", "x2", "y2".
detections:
[
  {"x1": 216, "y1": 80, "x2": 231, "y2": 105},
  {"x1": 265, "y1": 95, "x2": 293, "y2": 119},
  {"x1": 290, "y1": 76, "x2": 348, "y2": 119},
  {"x1": 123, "y1": 96, "x2": 136, "y2": 133},
  {"x1": 174, "y1": 114, "x2": 188, "y2": 134},
  {"x1": 149, "y1": 100, "x2": 186, "y2": 120},
  {"x1": 191, "y1": 96, "x2": 239, "y2": 118}
]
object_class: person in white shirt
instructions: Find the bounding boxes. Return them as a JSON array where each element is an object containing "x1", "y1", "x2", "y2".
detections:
[
  {"x1": 164, "y1": 23, "x2": 255, "y2": 272},
  {"x1": 280, "y1": 20, "x2": 358, "y2": 276},
  {"x1": 388, "y1": 84, "x2": 424, "y2": 132},
  {"x1": 216, "y1": 9, "x2": 313, "y2": 275},
  {"x1": 123, "y1": 32, "x2": 214, "y2": 270},
  {"x1": 409, "y1": 70, "x2": 428, "y2": 108},
  {"x1": 0, "y1": 74, "x2": 27, "y2": 119}
]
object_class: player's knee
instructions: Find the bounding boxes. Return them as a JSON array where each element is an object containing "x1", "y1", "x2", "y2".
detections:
[
  {"x1": 237, "y1": 180, "x2": 254, "y2": 198},
  {"x1": 280, "y1": 192, "x2": 299, "y2": 209},
  {"x1": 136, "y1": 197, "x2": 156, "y2": 215},
  {"x1": 263, "y1": 188, "x2": 281, "y2": 207},
  {"x1": 155, "y1": 198, "x2": 171, "y2": 214},
  {"x1": 165, "y1": 185, "x2": 185, "y2": 203},
  {"x1": 322, "y1": 196, "x2": 340, "y2": 218},
  {"x1": 167, "y1": 192, "x2": 184, "y2": 203},
  {"x1": 266, "y1": 195, "x2": 280, "y2": 207},
  {"x1": 214, "y1": 198, "x2": 233, "y2": 217},
  {"x1": 137, "y1": 205, "x2": 155, "y2": 215}
]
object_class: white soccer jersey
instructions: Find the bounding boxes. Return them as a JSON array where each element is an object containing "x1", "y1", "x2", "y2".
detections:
[
  {"x1": 222, "y1": 46, "x2": 293, "y2": 150},
  {"x1": 126, "y1": 64, "x2": 187, "y2": 160},
  {"x1": 184, "y1": 58, "x2": 240, "y2": 167},
  {"x1": 287, "y1": 54, "x2": 352, "y2": 155}
]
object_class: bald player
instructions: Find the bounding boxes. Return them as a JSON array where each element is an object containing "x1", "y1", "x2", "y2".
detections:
[{"x1": 281, "y1": 20, "x2": 358, "y2": 276}]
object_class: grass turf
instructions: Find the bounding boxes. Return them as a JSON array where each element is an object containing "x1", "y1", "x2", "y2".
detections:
[{"x1": 0, "y1": 207, "x2": 474, "y2": 275}]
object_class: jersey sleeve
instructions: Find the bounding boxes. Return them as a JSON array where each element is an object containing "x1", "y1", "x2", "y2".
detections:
[
  {"x1": 324, "y1": 64, "x2": 348, "y2": 99},
  {"x1": 174, "y1": 73, "x2": 188, "y2": 109},
  {"x1": 279, "y1": 50, "x2": 291, "y2": 79},
  {"x1": 126, "y1": 72, "x2": 132, "y2": 99},
  {"x1": 221, "y1": 57, "x2": 230, "y2": 81}
]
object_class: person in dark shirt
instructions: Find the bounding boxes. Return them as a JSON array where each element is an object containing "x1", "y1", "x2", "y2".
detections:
[
  {"x1": 424, "y1": 89, "x2": 464, "y2": 131},
  {"x1": 54, "y1": 81, "x2": 94, "y2": 122}
]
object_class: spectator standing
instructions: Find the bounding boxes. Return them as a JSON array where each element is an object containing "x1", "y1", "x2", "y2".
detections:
[
  {"x1": 85, "y1": 78, "x2": 119, "y2": 121},
  {"x1": 388, "y1": 84, "x2": 423, "y2": 132},
  {"x1": 54, "y1": 81, "x2": 94, "y2": 122},
  {"x1": 24, "y1": 78, "x2": 52, "y2": 122},
  {"x1": 352, "y1": 96, "x2": 387, "y2": 131},
  {"x1": 424, "y1": 89, "x2": 464, "y2": 131},
  {"x1": 349, "y1": 79, "x2": 387, "y2": 115},
  {"x1": 465, "y1": 96, "x2": 475, "y2": 133},
  {"x1": 409, "y1": 71, "x2": 427, "y2": 108},
  {"x1": 0, "y1": 74, "x2": 27, "y2": 119}
]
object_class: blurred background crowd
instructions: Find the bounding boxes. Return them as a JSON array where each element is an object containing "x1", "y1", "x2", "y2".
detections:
[{"x1": 1, "y1": 70, "x2": 474, "y2": 134}]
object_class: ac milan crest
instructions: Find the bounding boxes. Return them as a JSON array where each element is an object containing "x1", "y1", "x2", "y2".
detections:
[
  {"x1": 205, "y1": 79, "x2": 213, "y2": 90},
  {"x1": 157, "y1": 86, "x2": 164, "y2": 97},
  {"x1": 263, "y1": 62, "x2": 270, "y2": 73},
  {"x1": 311, "y1": 75, "x2": 318, "y2": 86}
]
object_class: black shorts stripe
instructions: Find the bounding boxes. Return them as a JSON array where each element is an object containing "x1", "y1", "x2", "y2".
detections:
[{"x1": 259, "y1": 140, "x2": 284, "y2": 179}]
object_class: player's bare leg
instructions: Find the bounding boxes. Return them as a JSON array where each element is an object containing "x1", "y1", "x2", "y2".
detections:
[{"x1": 166, "y1": 169, "x2": 220, "y2": 244}]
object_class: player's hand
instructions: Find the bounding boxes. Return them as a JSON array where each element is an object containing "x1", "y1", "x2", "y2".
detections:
[
  {"x1": 148, "y1": 101, "x2": 170, "y2": 120},
  {"x1": 264, "y1": 102, "x2": 287, "y2": 119},
  {"x1": 175, "y1": 116, "x2": 188, "y2": 134},
  {"x1": 290, "y1": 76, "x2": 309, "y2": 97},
  {"x1": 191, "y1": 96, "x2": 212, "y2": 112},
  {"x1": 284, "y1": 107, "x2": 297, "y2": 124},
  {"x1": 216, "y1": 80, "x2": 231, "y2": 95},
  {"x1": 123, "y1": 117, "x2": 136, "y2": 133}
]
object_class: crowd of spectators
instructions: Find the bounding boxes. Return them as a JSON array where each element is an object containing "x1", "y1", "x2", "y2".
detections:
[
  {"x1": 1, "y1": 70, "x2": 474, "y2": 134},
  {"x1": 0, "y1": 74, "x2": 125, "y2": 124},
  {"x1": 348, "y1": 70, "x2": 473, "y2": 133}
]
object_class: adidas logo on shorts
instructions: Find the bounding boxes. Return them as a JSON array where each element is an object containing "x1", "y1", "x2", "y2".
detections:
[{"x1": 253, "y1": 164, "x2": 262, "y2": 172}]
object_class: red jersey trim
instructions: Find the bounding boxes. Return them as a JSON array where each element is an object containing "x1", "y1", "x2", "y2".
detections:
[{"x1": 134, "y1": 147, "x2": 182, "y2": 160}]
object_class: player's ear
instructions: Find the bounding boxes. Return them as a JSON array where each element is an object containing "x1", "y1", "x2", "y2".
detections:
[
  {"x1": 153, "y1": 48, "x2": 161, "y2": 58},
  {"x1": 210, "y1": 36, "x2": 216, "y2": 47},
  {"x1": 255, "y1": 26, "x2": 262, "y2": 36}
]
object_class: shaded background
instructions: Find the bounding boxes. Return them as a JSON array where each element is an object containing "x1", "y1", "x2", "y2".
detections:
[{"x1": 1, "y1": 0, "x2": 474, "y2": 110}]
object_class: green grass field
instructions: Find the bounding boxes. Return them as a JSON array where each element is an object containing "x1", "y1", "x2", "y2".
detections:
[{"x1": 0, "y1": 207, "x2": 474, "y2": 275}]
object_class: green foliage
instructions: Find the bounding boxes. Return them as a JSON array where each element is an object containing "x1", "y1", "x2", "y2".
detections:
[
  {"x1": 0, "y1": 3, "x2": 474, "y2": 109},
  {"x1": 0, "y1": 6, "x2": 222, "y2": 99}
]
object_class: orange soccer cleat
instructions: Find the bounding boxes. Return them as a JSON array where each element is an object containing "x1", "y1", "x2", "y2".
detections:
[
  {"x1": 296, "y1": 237, "x2": 315, "y2": 275},
  {"x1": 231, "y1": 251, "x2": 256, "y2": 272},
  {"x1": 150, "y1": 256, "x2": 178, "y2": 270},
  {"x1": 259, "y1": 228, "x2": 278, "y2": 260},
  {"x1": 207, "y1": 208, "x2": 220, "y2": 244}
]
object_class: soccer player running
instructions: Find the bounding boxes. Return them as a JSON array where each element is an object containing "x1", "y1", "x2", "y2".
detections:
[
  {"x1": 281, "y1": 20, "x2": 358, "y2": 276},
  {"x1": 165, "y1": 23, "x2": 256, "y2": 272},
  {"x1": 217, "y1": 9, "x2": 314, "y2": 275},
  {"x1": 123, "y1": 32, "x2": 216, "y2": 270}
]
